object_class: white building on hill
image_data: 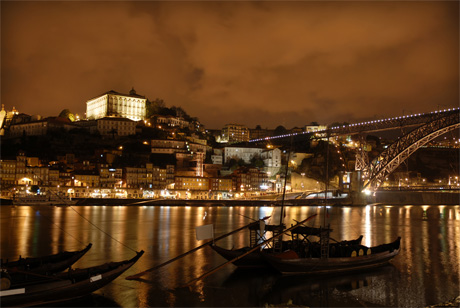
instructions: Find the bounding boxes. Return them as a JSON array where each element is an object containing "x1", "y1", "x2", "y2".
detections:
[{"x1": 86, "y1": 88, "x2": 146, "y2": 121}]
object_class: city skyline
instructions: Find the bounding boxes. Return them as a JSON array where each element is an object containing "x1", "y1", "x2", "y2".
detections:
[{"x1": 2, "y1": 1, "x2": 458, "y2": 129}]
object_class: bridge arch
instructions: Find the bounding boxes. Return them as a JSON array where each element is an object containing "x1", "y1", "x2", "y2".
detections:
[{"x1": 363, "y1": 110, "x2": 460, "y2": 190}]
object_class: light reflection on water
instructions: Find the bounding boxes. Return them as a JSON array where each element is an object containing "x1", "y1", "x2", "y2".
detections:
[{"x1": 1, "y1": 204, "x2": 459, "y2": 307}]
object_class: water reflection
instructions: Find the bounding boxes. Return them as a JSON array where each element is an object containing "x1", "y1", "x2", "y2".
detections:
[{"x1": 1, "y1": 204, "x2": 459, "y2": 307}]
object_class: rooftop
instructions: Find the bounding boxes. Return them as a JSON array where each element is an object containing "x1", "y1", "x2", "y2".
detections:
[{"x1": 87, "y1": 88, "x2": 146, "y2": 101}]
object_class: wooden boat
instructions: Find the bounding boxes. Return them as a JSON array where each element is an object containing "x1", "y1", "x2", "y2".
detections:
[
  {"x1": 211, "y1": 147, "x2": 364, "y2": 269},
  {"x1": 258, "y1": 135, "x2": 402, "y2": 276},
  {"x1": 1, "y1": 244, "x2": 92, "y2": 277},
  {"x1": 211, "y1": 229, "x2": 363, "y2": 269},
  {"x1": 262, "y1": 237, "x2": 401, "y2": 275},
  {"x1": 13, "y1": 195, "x2": 78, "y2": 206},
  {"x1": 211, "y1": 222, "x2": 285, "y2": 268},
  {"x1": 0, "y1": 250, "x2": 144, "y2": 307}
]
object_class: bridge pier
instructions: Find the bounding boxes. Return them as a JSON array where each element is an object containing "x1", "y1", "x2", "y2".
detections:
[{"x1": 347, "y1": 171, "x2": 369, "y2": 206}]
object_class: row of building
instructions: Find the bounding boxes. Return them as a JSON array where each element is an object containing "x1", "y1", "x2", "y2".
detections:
[
  {"x1": 0, "y1": 147, "x2": 276, "y2": 200},
  {"x1": 0, "y1": 88, "x2": 342, "y2": 200}
]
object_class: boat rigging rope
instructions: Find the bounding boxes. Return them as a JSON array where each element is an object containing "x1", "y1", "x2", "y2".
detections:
[
  {"x1": 25, "y1": 204, "x2": 84, "y2": 245},
  {"x1": 341, "y1": 205, "x2": 366, "y2": 239},
  {"x1": 16, "y1": 173, "x2": 138, "y2": 253},
  {"x1": 66, "y1": 205, "x2": 138, "y2": 253}
]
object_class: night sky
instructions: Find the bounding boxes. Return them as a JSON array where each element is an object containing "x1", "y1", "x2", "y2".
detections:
[{"x1": 1, "y1": 1, "x2": 458, "y2": 129}]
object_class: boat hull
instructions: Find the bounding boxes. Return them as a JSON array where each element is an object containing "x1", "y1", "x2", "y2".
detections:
[
  {"x1": 1, "y1": 250, "x2": 144, "y2": 307},
  {"x1": 211, "y1": 245, "x2": 269, "y2": 268},
  {"x1": 263, "y1": 238, "x2": 401, "y2": 275},
  {"x1": 211, "y1": 236, "x2": 365, "y2": 269},
  {"x1": 2, "y1": 244, "x2": 92, "y2": 277}
]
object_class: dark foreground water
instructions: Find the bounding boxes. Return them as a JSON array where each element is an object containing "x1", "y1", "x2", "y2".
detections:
[{"x1": 1, "y1": 204, "x2": 459, "y2": 307}]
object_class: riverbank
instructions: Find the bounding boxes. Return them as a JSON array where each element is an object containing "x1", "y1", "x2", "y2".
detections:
[
  {"x1": 73, "y1": 198, "x2": 350, "y2": 207},
  {"x1": 4, "y1": 191, "x2": 457, "y2": 206},
  {"x1": 370, "y1": 190, "x2": 459, "y2": 205}
]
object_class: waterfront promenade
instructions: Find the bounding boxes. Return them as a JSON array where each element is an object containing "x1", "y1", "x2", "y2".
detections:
[{"x1": 2, "y1": 189, "x2": 457, "y2": 207}]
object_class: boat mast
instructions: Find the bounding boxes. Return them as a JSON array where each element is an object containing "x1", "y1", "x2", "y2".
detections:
[
  {"x1": 320, "y1": 133, "x2": 330, "y2": 259},
  {"x1": 324, "y1": 133, "x2": 329, "y2": 227},
  {"x1": 280, "y1": 148, "x2": 291, "y2": 226}
]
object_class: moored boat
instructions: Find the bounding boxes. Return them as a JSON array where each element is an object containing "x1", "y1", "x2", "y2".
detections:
[
  {"x1": 211, "y1": 222, "x2": 285, "y2": 268},
  {"x1": 0, "y1": 250, "x2": 144, "y2": 307},
  {"x1": 262, "y1": 237, "x2": 401, "y2": 275},
  {"x1": 211, "y1": 231, "x2": 363, "y2": 269},
  {"x1": 12, "y1": 195, "x2": 77, "y2": 206},
  {"x1": 1, "y1": 244, "x2": 92, "y2": 277},
  {"x1": 258, "y1": 134, "x2": 401, "y2": 276}
]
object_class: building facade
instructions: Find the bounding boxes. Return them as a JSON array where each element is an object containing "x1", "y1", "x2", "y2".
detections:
[
  {"x1": 7, "y1": 117, "x2": 77, "y2": 138},
  {"x1": 175, "y1": 176, "x2": 209, "y2": 191},
  {"x1": 86, "y1": 89, "x2": 146, "y2": 121},
  {"x1": 224, "y1": 146, "x2": 263, "y2": 164},
  {"x1": 219, "y1": 124, "x2": 250, "y2": 143},
  {"x1": 261, "y1": 147, "x2": 282, "y2": 177},
  {"x1": 232, "y1": 167, "x2": 268, "y2": 192},
  {"x1": 155, "y1": 115, "x2": 190, "y2": 129},
  {"x1": 96, "y1": 117, "x2": 137, "y2": 136}
]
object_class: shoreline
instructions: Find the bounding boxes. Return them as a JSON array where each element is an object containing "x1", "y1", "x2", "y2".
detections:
[{"x1": 2, "y1": 194, "x2": 459, "y2": 207}]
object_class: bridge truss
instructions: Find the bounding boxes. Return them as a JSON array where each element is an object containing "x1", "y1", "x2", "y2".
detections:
[{"x1": 363, "y1": 109, "x2": 460, "y2": 190}]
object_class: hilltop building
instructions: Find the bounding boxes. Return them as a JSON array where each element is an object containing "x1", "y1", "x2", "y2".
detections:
[
  {"x1": 155, "y1": 115, "x2": 190, "y2": 129},
  {"x1": 249, "y1": 127, "x2": 274, "y2": 140},
  {"x1": 224, "y1": 145, "x2": 263, "y2": 164},
  {"x1": 219, "y1": 124, "x2": 250, "y2": 143},
  {"x1": 86, "y1": 88, "x2": 146, "y2": 121},
  {"x1": 7, "y1": 117, "x2": 77, "y2": 138},
  {"x1": 80, "y1": 117, "x2": 137, "y2": 137}
]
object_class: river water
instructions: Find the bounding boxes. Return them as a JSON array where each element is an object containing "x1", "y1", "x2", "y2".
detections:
[{"x1": 1, "y1": 204, "x2": 459, "y2": 307}]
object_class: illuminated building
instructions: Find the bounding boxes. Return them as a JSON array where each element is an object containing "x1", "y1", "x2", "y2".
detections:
[
  {"x1": 96, "y1": 117, "x2": 137, "y2": 136},
  {"x1": 150, "y1": 139, "x2": 209, "y2": 154},
  {"x1": 0, "y1": 152, "x2": 49, "y2": 191},
  {"x1": 7, "y1": 117, "x2": 76, "y2": 138},
  {"x1": 74, "y1": 172, "x2": 100, "y2": 188},
  {"x1": 219, "y1": 124, "x2": 250, "y2": 143},
  {"x1": 123, "y1": 163, "x2": 170, "y2": 189},
  {"x1": 224, "y1": 145, "x2": 263, "y2": 164},
  {"x1": 232, "y1": 167, "x2": 268, "y2": 192},
  {"x1": 211, "y1": 149, "x2": 223, "y2": 165},
  {"x1": 209, "y1": 177, "x2": 233, "y2": 192},
  {"x1": 261, "y1": 147, "x2": 281, "y2": 169},
  {"x1": 0, "y1": 105, "x2": 19, "y2": 136},
  {"x1": 155, "y1": 115, "x2": 190, "y2": 129},
  {"x1": 86, "y1": 88, "x2": 146, "y2": 121},
  {"x1": 98, "y1": 164, "x2": 123, "y2": 188},
  {"x1": 175, "y1": 176, "x2": 209, "y2": 190},
  {"x1": 0, "y1": 159, "x2": 18, "y2": 186},
  {"x1": 305, "y1": 124, "x2": 328, "y2": 133}
]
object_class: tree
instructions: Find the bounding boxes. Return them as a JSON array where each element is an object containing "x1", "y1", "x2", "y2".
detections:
[
  {"x1": 274, "y1": 125, "x2": 287, "y2": 136},
  {"x1": 146, "y1": 98, "x2": 166, "y2": 118},
  {"x1": 58, "y1": 109, "x2": 75, "y2": 122},
  {"x1": 250, "y1": 156, "x2": 265, "y2": 168},
  {"x1": 329, "y1": 121, "x2": 349, "y2": 128}
]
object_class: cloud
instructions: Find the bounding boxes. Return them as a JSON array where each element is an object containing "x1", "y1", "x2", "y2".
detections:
[{"x1": 1, "y1": 1, "x2": 458, "y2": 129}]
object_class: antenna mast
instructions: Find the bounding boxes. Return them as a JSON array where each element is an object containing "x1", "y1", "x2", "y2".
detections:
[{"x1": 320, "y1": 133, "x2": 330, "y2": 259}]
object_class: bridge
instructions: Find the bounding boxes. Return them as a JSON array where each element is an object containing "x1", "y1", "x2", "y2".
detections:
[{"x1": 250, "y1": 108, "x2": 460, "y2": 191}]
